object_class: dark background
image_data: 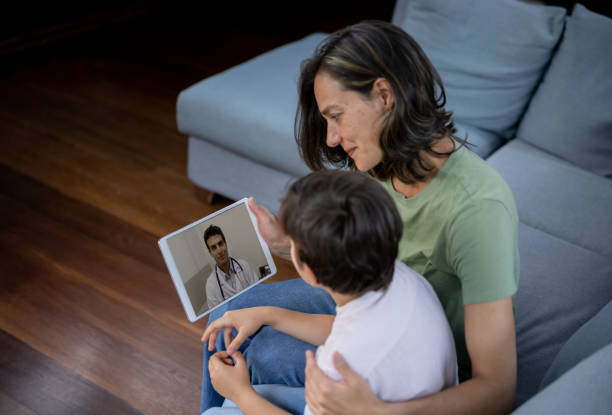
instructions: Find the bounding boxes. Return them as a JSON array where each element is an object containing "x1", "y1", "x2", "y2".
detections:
[
  {"x1": 1, "y1": 2, "x2": 396, "y2": 58},
  {"x1": 3, "y1": 1, "x2": 609, "y2": 65}
]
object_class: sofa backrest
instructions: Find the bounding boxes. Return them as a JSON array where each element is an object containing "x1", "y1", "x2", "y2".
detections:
[
  {"x1": 390, "y1": 0, "x2": 566, "y2": 158},
  {"x1": 516, "y1": 3, "x2": 612, "y2": 179}
]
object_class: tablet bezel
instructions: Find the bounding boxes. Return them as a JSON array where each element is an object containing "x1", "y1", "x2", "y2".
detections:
[{"x1": 158, "y1": 198, "x2": 277, "y2": 322}]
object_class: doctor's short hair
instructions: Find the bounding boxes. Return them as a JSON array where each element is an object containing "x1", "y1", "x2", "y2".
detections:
[
  {"x1": 278, "y1": 170, "x2": 402, "y2": 295},
  {"x1": 203, "y1": 225, "x2": 226, "y2": 251}
]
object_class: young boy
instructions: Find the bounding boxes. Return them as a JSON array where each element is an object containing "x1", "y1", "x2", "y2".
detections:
[{"x1": 201, "y1": 170, "x2": 457, "y2": 415}]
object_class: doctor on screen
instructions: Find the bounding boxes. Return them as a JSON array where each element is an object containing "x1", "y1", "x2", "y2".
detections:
[{"x1": 203, "y1": 225, "x2": 259, "y2": 309}]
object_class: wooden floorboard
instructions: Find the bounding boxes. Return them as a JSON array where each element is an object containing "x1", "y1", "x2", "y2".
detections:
[
  {"x1": 0, "y1": 329, "x2": 146, "y2": 415},
  {"x1": 0, "y1": 164, "x2": 167, "y2": 274},
  {"x1": 0, "y1": 390, "x2": 38, "y2": 415},
  {"x1": 0, "y1": 193, "x2": 201, "y2": 415},
  {"x1": 0, "y1": 83, "x2": 212, "y2": 237}
]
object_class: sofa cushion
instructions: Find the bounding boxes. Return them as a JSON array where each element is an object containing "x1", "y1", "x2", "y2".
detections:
[
  {"x1": 177, "y1": 34, "x2": 325, "y2": 178},
  {"x1": 392, "y1": 0, "x2": 566, "y2": 142},
  {"x1": 512, "y1": 223, "x2": 612, "y2": 406},
  {"x1": 511, "y1": 343, "x2": 612, "y2": 415},
  {"x1": 517, "y1": 4, "x2": 612, "y2": 178},
  {"x1": 540, "y1": 300, "x2": 612, "y2": 390},
  {"x1": 487, "y1": 139, "x2": 612, "y2": 405},
  {"x1": 488, "y1": 139, "x2": 612, "y2": 259},
  {"x1": 187, "y1": 137, "x2": 297, "y2": 214}
]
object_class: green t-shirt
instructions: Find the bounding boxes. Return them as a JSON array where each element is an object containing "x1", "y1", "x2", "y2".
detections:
[{"x1": 378, "y1": 145, "x2": 519, "y2": 381}]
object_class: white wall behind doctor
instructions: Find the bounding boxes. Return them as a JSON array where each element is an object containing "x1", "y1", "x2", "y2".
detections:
[{"x1": 167, "y1": 202, "x2": 269, "y2": 282}]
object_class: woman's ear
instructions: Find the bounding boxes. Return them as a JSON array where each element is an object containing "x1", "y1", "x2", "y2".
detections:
[{"x1": 372, "y1": 77, "x2": 394, "y2": 110}]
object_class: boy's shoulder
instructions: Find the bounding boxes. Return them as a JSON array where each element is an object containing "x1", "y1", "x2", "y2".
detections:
[
  {"x1": 335, "y1": 261, "x2": 434, "y2": 326},
  {"x1": 389, "y1": 260, "x2": 434, "y2": 296},
  {"x1": 318, "y1": 261, "x2": 455, "y2": 394}
]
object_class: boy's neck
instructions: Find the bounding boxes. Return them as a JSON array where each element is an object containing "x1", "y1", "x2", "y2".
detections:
[{"x1": 328, "y1": 290, "x2": 360, "y2": 307}]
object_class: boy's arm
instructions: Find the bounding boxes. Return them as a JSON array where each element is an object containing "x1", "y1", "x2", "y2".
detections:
[
  {"x1": 202, "y1": 306, "x2": 334, "y2": 353},
  {"x1": 263, "y1": 306, "x2": 334, "y2": 346}
]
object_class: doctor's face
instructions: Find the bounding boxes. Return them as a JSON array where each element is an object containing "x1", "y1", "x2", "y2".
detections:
[{"x1": 206, "y1": 234, "x2": 229, "y2": 267}]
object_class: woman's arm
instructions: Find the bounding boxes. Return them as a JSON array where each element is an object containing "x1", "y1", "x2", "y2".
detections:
[
  {"x1": 381, "y1": 297, "x2": 516, "y2": 415},
  {"x1": 305, "y1": 297, "x2": 516, "y2": 415}
]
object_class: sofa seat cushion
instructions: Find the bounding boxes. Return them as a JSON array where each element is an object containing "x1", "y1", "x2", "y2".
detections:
[
  {"x1": 487, "y1": 139, "x2": 612, "y2": 405},
  {"x1": 511, "y1": 343, "x2": 612, "y2": 415},
  {"x1": 540, "y1": 299, "x2": 612, "y2": 390},
  {"x1": 488, "y1": 139, "x2": 612, "y2": 260},
  {"x1": 512, "y1": 223, "x2": 612, "y2": 406},
  {"x1": 392, "y1": 0, "x2": 566, "y2": 141},
  {"x1": 177, "y1": 34, "x2": 326, "y2": 178},
  {"x1": 517, "y1": 4, "x2": 612, "y2": 178}
]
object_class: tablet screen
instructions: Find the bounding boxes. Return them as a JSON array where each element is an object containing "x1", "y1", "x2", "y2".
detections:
[{"x1": 158, "y1": 198, "x2": 276, "y2": 322}]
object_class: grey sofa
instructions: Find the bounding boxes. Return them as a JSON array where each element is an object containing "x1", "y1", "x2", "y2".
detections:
[{"x1": 177, "y1": 0, "x2": 612, "y2": 412}]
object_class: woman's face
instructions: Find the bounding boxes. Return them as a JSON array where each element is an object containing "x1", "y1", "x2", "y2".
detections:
[{"x1": 313, "y1": 72, "x2": 389, "y2": 172}]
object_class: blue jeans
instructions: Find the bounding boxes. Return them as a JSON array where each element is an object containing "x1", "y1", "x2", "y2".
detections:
[
  {"x1": 202, "y1": 385, "x2": 307, "y2": 415},
  {"x1": 200, "y1": 278, "x2": 336, "y2": 414}
]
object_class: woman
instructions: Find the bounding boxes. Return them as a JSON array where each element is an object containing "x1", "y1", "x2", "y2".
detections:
[{"x1": 201, "y1": 20, "x2": 519, "y2": 415}]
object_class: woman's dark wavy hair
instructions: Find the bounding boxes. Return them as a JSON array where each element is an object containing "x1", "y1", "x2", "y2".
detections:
[
  {"x1": 278, "y1": 170, "x2": 402, "y2": 295},
  {"x1": 296, "y1": 20, "x2": 466, "y2": 183}
]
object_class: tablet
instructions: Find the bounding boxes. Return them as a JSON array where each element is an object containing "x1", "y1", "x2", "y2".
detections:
[{"x1": 158, "y1": 198, "x2": 276, "y2": 322}]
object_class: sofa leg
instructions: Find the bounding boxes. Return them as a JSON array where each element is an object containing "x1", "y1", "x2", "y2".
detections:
[{"x1": 194, "y1": 185, "x2": 218, "y2": 205}]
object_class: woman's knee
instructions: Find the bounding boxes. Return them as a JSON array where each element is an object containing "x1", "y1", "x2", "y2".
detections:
[
  {"x1": 225, "y1": 278, "x2": 334, "y2": 312},
  {"x1": 245, "y1": 326, "x2": 315, "y2": 386}
]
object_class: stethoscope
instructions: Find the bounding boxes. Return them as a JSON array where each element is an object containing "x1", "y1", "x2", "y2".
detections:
[{"x1": 215, "y1": 257, "x2": 244, "y2": 300}]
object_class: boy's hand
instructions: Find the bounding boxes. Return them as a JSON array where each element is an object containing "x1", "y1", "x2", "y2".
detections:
[
  {"x1": 201, "y1": 308, "x2": 267, "y2": 354},
  {"x1": 209, "y1": 351, "x2": 253, "y2": 402}
]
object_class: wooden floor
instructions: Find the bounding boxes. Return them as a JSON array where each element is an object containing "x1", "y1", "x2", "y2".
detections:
[{"x1": 0, "y1": 4, "x2": 393, "y2": 415}]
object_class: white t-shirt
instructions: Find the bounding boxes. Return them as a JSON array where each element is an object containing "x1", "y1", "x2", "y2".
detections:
[
  {"x1": 205, "y1": 257, "x2": 259, "y2": 309},
  {"x1": 304, "y1": 261, "x2": 457, "y2": 414}
]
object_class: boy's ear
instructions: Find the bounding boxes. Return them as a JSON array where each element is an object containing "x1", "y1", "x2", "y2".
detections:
[{"x1": 290, "y1": 240, "x2": 321, "y2": 288}]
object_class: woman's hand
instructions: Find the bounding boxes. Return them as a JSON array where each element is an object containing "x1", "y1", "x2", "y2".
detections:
[
  {"x1": 305, "y1": 350, "x2": 384, "y2": 415},
  {"x1": 248, "y1": 197, "x2": 291, "y2": 259},
  {"x1": 201, "y1": 307, "x2": 268, "y2": 354},
  {"x1": 209, "y1": 350, "x2": 253, "y2": 402}
]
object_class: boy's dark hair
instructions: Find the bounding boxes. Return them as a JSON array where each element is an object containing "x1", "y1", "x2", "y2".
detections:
[
  {"x1": 278, "y1": 170, "x2": 402, "y2": 295},
  {"x1": 203, "y1": 225, "x2": 225, "y2": 251}
]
